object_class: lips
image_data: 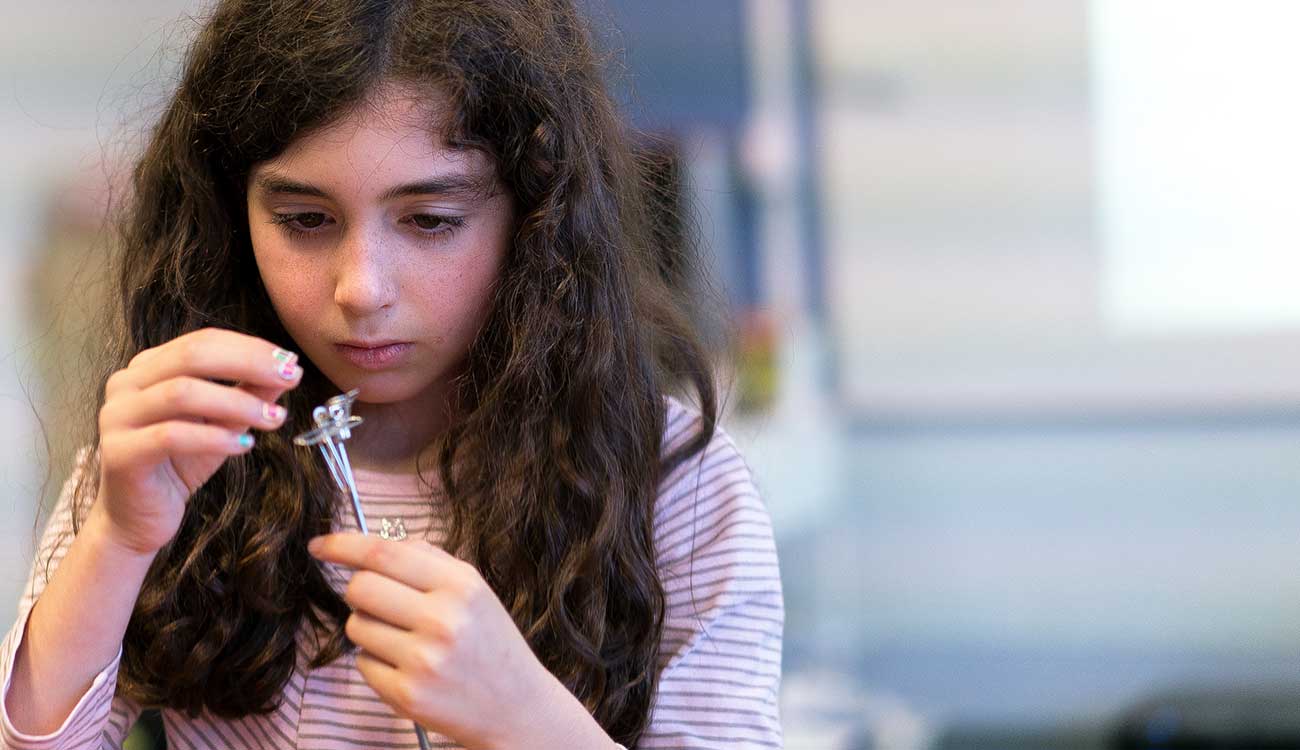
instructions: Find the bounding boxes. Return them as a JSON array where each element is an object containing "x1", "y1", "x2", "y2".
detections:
[
  {"x1": 334, "y1": 341, "x2": 413, "y2": 370},
  {"x1": 339, "y1": 340, "x2": 405, "y2": 348}
]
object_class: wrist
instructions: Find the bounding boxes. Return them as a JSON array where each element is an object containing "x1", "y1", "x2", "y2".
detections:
[
  {"x1": 84, "y1": 502, "x2": 163, "y2": 567},
  {"x1": 498, "y1": 669, "x2": 615, "y2": 750}
]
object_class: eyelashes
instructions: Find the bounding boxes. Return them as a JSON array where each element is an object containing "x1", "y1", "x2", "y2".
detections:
[
  {"x1": 267, "y1": 212, "x2": 324, "y2": 240},
  {"x1": 267, "y1": 212, "x2": 466, "y2": 241}
]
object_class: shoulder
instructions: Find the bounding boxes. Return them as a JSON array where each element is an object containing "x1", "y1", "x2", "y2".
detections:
[
  {"x1": 654, "y1": 396, "x2": 778, "y2": 582},
  {"x1": 657, "y1": 395, "x2": 756, "y2": 507},
  {"x1": 646, "y1": 397, "x2": 785, "y2": 743}
]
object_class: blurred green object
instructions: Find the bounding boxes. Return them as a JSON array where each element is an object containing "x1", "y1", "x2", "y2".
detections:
[{"x1": 123, "y1": 710, "x2": 165, "y2": 750}]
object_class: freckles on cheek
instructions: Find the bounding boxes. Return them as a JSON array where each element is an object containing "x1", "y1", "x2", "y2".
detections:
[
  {"x1": 271, "y1": 269, "x2": 323, "y2": 313},
  {"x1": 256, "y1": 249, "x2": 323, "y2": 320}
]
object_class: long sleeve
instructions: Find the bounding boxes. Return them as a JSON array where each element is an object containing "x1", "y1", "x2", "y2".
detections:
[
  {"x1": 641, "y1": 403, "x2": 785, "y2": 749},
  {"x1": 0, "y1": 448, "x2": 142, "y2": 749}
]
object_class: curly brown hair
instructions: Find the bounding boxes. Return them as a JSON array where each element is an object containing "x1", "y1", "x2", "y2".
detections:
[{"x1": 56, "y1": 0, "x2": 720, "y2": 745}]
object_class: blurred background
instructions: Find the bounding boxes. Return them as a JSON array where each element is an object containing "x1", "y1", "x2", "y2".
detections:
[{"x1": 5, "y1": 1, "x2": 1300, "y2": 748}]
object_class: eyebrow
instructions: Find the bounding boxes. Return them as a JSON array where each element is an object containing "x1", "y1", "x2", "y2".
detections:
[{"x1": 252, "y1": 171, "x2": 490, "y2": 202}]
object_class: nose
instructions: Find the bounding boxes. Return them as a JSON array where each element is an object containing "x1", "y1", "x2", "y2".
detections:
[{"x1": 333, "y1": 224, "x2": 398, "y2": 316}]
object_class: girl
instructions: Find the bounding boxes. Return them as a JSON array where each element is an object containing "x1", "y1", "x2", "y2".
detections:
[{"x1": 1, "y1": 1, "x2": 783, "y2": 749}]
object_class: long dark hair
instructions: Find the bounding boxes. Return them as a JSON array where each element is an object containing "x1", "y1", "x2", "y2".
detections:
[{"x1": 58, "y1": 0, "x2": 719, "y2": 745}]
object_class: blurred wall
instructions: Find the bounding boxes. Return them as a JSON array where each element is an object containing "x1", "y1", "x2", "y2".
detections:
[
  {"x1": 782, "y1": 1, "x2": 1300, "y2": 742},
  {"x1": 1, "y1": 1, "x2": 197, "y2": 624}
]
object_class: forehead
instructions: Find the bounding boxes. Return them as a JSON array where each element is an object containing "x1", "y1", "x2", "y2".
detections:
[{"x1": 249, "y1": 80, "x2": 494, "y2": 191}]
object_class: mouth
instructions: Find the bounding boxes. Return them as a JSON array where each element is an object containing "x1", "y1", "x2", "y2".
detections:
[{"x1": 334, "y1": 341, "x2": 413, "y2": 370}]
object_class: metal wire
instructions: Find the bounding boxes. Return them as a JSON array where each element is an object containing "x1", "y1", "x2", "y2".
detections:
[{"x1": 295, "y1": 389, "x2": 432, "y2": 748}]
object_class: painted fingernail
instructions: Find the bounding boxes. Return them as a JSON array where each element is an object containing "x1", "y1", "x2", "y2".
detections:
[
  {"x1": 272, "y1": 348, "x2": 298, "y2": 365},
  {"x1": 263, "y1": 403, "x2": 285, "y2": 421},
  {"x1": 237, "y1": 433, "x2": 254, "y2": 449},
  {"x1": 278, "y1": 362, "x2": 300, "y2": 380}
]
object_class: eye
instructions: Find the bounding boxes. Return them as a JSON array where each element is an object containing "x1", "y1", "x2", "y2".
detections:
[
  {"x1": 405, "y1": 213, "x2": 465, "y2": 235},
  {"x1": 294, "y1": 213, "x2": 327, "y2": 229},
  {"x1": 269, "y1": 212, "x2": 332, "y2": 239}
]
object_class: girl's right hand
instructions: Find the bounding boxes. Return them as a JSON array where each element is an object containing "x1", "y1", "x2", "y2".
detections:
[{"x1": 93, "y1": 327, "x2": 304, "y2": 555}]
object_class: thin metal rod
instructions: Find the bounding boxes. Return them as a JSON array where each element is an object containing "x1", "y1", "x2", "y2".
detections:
[
  {"x1": 335, "y1": 442, "x2": 360, "y2": 502},
  {"x1": 298, "y1": 392, "x2": 430, "y2": 747},
  {"x1": 330, "y1": 444, "x2": 369, "y2": 536},
  {"x1": 317, "y1": 440, "x2": 368, "y2": 535},
  {"x1": 315, "y1": 443, "x2": 346, "y2": 491}
]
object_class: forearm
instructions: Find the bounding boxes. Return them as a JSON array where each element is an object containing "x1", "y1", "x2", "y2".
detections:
[
  {"x1": 6, "y1": 503, "x2": 155, "y2": 734},
  {"x1": 487, "y1": 669, "x2": 621, "y2": 750}
]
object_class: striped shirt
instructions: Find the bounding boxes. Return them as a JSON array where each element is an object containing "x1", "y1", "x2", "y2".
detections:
[{"x1": 1, "y1": 398, "x2": 784, "y2": 749}]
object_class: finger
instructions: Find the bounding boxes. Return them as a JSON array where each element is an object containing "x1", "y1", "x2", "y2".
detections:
[
  {"x1": 309, "y1": 533, "x2": 461, "y2": 592},
  {"x1": 125, "y1": 328, "x2": 293, "y2": 383},
  {"x1": 237, "y1": 380, "x2": 290, "y2": 406},
  {"x1": 355, "y1": 651, "x2": 418, "y2": 719},
  {"x1": 346, "y1": 610, "x2": 417, "y2": 669},
  {"x1": 345, "y1": 570, "x2": 427, "y2": 631},
  {"x1": 117, "y1": 327, "x2": 302, "y2": 394},
  {"x1": 102, "y1": 421, "x2": 255, "y2": 468},
  {"x1": 104, "y1": 376, "x2": 288, "y2": 433},
  {"x1": 219, "y1": 380, "x2": 292, "y2": 434},
  {"x1": 206, "y1": 377, "x2": 290, "y2": 409}
]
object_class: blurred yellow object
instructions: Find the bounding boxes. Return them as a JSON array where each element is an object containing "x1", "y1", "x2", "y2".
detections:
[
  {"x1": 736, "y1": 309, "x2": 779, "y2": 414},
  {"x1": 26, "y1": 165, "x2": 120, "y2": 506}
]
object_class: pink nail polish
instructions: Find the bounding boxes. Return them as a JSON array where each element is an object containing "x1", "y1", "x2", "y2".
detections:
[{"x1": 279, "y1": 362, "x2": 299, "y2": 380}]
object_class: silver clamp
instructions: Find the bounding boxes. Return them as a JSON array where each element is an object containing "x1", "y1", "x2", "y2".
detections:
[{"x1": 293, "y1": 388, "x2": 368, "y2": 535}]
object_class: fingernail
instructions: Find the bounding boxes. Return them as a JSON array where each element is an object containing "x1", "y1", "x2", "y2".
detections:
[
  {"x1": 263, "y1": 403, "x2": 285, "y2": 421},
  {"x1": 307, "y1": 537, "x2": 324, "y2": 555},
  {"x1": 278, "y1": 362, "x2": 300, "y2": 381},
  {"x1": 237, "y1": 433, "x2": 254, "y2": 449},
  {"x1": 272, "y1": 348, "x2": 298, "y2": 365}
]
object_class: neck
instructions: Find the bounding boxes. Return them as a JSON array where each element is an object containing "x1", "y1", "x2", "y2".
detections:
[{"x1": 345, "y1": 392, "x2": 450, "y2": 475}]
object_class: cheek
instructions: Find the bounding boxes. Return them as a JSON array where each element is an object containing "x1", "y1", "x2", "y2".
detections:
[
  {"x1": 428, "y1": 226, "x2": 508, "y2": 311},
  {"x1": 415, "y1": 265, "x2": 494, "y2": 333},
  {"x1": 251, "y1": 236, "x2": 322, "y2": 325},
  {"x1": 268, "y1": 276, "x2": 328, "y2": 338},
  {"x1": 409, "y1": 251, "x2": 504, "y2": 357},
  {"x1": 456, "y1": 242, "x2": 506, "y2": 320}
]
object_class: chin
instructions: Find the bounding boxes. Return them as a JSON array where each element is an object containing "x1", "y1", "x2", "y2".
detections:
[{"x1": 336, "y1": 372, "x2": 441, "y2": 406}]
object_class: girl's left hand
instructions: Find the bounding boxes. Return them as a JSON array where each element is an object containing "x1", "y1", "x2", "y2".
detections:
[{"x1": 307, "y1": 532, "x2": 567, "y2": 750}]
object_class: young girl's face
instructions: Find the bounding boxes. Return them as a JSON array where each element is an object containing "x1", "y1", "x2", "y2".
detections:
[{"x1": 246, "y1": 80, "x2": 512, "y2": 412}]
